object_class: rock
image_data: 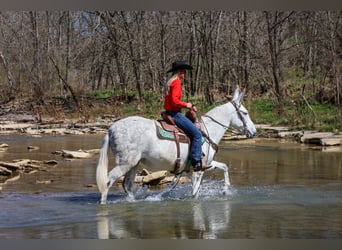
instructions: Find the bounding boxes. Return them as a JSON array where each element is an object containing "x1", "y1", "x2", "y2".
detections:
[
  {"x1": 4, "y1": 174, "x2": 21, "y2": 183},
  {"x1": 36, "y1": 179, "x2": 54, "y2": 184},
  {"x1": 52, "y1": 150, "x2": 63, "y2": 155},
  {"x1": 278, "y1": 131, "x2": 303, "y2": 138},
  {"x1": 61, "y1": 149, "x2": 93, "y2": 158},
  {"x1": 60, "y1": 149, "x2": 99, "y2": 158},
  {"x1": 255, "y1": 124, "x2": 289, "y2": 132},
  {"x1": 222, "y1": 135, "x2": 248, "y2": 141},
  {"x1": 0, "y1": 166, "x2": 12, "y2": 175},
  {"x1": 0, "y1": 144, "x2": 9, "y2": 153},
  {"x1": 84, "y1": 149, "x2": 100, "y2": 154},
  {"x1": 0, "y1": 123, "x2": 34, "y2": 131},
  {"x1": 27, "y1": 146, "x2": 40, "y2": 151},
  {"x1": 0, "y1": 159, "x2": 58, "y2": 184},
  {"x1": 0, "y1": 161, "x2": 23, "y2": 171},
  {"x1": 320, "y1": 136, "x2": 342, "y2": 146},
  {"x1": 23, "y1": 164, "x2": 44, "y2": 171},
  {"x1": 28, "y1": 170, "x2": 38, "y2": 175},
  {"x1": 44, "y1": 160, "x2": 58, "y2": 165},
  {"x1": 13, "y1": 159, "x2": 34, "y2": 165},
  {"x1": 300, "y1": 132, "x2": 342, "y2": 146},
  {"x1": 85, "y1": 184, "x2": 97, "y2": 188},
  {"x1": 300, "y1": 132, "x2": 334, "y2": 143}
]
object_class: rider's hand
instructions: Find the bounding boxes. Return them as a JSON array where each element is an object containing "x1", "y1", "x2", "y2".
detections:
[{"x1": 186, "y1": 102, "x2": 197, "y2": 112}]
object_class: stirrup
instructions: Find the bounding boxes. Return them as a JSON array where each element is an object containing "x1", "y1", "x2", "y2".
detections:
[{"x1": 193, "y1": 162, "x2": 212, "y2": 172}]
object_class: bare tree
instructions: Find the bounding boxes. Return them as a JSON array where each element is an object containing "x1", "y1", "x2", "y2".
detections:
[{"x1": 264, "y1": 11, "x2": 295, "y2": 106}]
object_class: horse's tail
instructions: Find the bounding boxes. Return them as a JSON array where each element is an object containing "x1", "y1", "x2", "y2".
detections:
[{"x1": 96, "y1": 133, "x2": 109, "y2": 194}]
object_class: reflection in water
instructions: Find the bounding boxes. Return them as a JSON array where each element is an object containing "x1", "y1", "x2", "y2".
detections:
[
  {"x1": 97, "y1": 209, "x2": 110, "y2": 239},
  {"x1": 95, "y1": 194, "x2": 233, "y2": 239},
  {"x1": 0, "y1": 183, "x2": 341, "y2": 238},
  {"x1": 192, "y1": 201, "x2": 231, "y2": 239}
]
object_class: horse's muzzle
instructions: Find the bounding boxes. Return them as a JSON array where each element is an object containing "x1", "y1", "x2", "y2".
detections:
[{"x1": 246, "y1": 130, "x2": 256, "y2": 138}]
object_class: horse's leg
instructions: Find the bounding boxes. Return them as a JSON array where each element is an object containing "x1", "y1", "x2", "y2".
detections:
[
  {"x1": 156, "y1": 174, "x2": 181, "y2": 197},
  {"x1": 122, "y1": 166, "x2": 138, "y2": 200},
  {"x1": 192, "y1": 171, "x2": 204, "y2": 198},
  {"x1": 205, "y1": 160, "x2": 231, "y2": 193},
  {"x1": 103, "y1": 164, "x2": 134, "y2": 203},
  {"x1": 100, "y1": 188, "x2": 109, "y2": 205}
]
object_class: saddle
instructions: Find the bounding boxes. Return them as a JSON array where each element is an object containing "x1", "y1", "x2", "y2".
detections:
[
  {"x1": 156, "y1": 111, "x2": 218, "y2": 175},
  {"x1": 156, "y1": 112, "x2": 190, "y2": 174}
]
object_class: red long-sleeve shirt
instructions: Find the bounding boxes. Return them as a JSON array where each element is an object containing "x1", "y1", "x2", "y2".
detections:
[{"x1": 164, "y1": 78, "x2": 188, "y2": 111}]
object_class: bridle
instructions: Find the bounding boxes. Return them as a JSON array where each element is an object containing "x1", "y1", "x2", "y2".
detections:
[
  {"x1": 230, "y1": 101, "x2": 248, "y2": 135},
  {"x1": 203, "y1": 101, "x2": 248, "y2": 135},
  {"x1": 198, "y1": 101, "x2": 249, "y2": 158}
]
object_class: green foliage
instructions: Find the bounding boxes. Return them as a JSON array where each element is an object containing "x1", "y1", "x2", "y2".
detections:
[
  {"x1": 89, "y1": 89, "x2": 138, "y2": 101},
  {"x1": 90, "y1": 89, "x2": 115, "y2": 100},
  {"x1": 246, "y1": 97, "x2": 341, "y2": 132},
  {"x1": 247, "y1": 99, "x2": 279, "y2": 124},
  {"x1": 143, "y1": 90, "x2": 163, "y2": 119}
]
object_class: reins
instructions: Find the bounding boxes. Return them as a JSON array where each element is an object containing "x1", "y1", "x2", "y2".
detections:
[
  {"x1": 199, "y1": 119, "x2": 219, "y2": 152},
  {"x1": 202, "y1": 114, "x2": 230, "y2": 129},
  {"x1": 200, "y1": 101, "x2": 248, "y2": 153}
]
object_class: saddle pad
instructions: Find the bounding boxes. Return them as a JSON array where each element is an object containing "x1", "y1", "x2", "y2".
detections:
[{"x1": 155, "y1": 121, "x2": 190, "y2": 144}]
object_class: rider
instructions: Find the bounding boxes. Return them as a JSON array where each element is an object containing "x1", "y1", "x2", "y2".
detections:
[{"x1": 164, "y1": 60, "x2": 206, "y2": 172}]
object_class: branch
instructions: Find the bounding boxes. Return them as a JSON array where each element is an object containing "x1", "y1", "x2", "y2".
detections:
[{"x1": 49, "y1": 56, "x2": 79, "y2": 108}]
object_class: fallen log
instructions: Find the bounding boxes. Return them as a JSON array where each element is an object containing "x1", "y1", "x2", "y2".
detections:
[
  {"x1": 141, "y1": 170, "x2": 168, "y2": 184},
  {"x1": 117, "y1": 169, "x2": 191, "y2": 187}
]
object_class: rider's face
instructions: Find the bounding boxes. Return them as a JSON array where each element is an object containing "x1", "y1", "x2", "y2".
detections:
[{"x1": 177, "y1": 70, "x2": 186, "y2": 80}]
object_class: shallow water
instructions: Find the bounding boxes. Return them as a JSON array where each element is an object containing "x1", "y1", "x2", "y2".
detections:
[{"x1": 0, "y1": 134, "x2": 341, "y2": 239}]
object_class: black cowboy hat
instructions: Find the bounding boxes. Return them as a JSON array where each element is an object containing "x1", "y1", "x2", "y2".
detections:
[{"x1": 167, "y1": 60, "x2": 193, "y2": 73}]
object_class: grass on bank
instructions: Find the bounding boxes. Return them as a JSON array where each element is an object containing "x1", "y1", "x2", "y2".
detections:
[{"x1": 245, "y1": 98, "x2": 341, "y2": 132}]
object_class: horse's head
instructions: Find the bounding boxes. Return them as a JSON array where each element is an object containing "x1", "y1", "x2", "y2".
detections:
[{"x1": 229, "y1": 88, "x2": 257, "y2": 138}]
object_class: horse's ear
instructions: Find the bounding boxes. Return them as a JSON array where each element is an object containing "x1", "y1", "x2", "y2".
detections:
[
  {"x1": 236, "y1": 88, "x2": 246, "y2": 103},
  {"x1": 232, "y1": 87, "x2": 240, "y2": 101}
]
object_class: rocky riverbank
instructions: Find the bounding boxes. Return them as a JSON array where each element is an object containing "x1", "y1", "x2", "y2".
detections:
[{"x1": 1, "y1": 102, "x2": 341, "y2": 145}]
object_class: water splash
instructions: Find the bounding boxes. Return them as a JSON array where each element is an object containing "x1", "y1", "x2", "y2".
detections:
[{"x1": 105, "y1": 179, "x2": 237, "y2": 204}]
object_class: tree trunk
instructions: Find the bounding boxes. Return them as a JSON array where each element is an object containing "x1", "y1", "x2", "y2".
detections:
[
  {"x1": 265, "y1": 11, "x2": 282, "y2": 103},
  {"x1": 0, "y1": 50, "x2": 15, "y2": 100}
]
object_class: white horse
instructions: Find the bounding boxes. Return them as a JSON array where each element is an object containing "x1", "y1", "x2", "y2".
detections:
[{"x1": 96, "y1": 88, "x2": 256, "y2": 204}]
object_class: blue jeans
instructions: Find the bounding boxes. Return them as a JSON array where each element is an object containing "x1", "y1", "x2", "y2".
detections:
[{"x1": 166, "y1": 111, "x2": 202, "y2": 165}]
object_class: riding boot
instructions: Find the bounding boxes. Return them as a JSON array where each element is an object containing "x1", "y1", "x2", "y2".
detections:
[{"x1": 193, "y1": 155, "x2": 211, "y2": 172}]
